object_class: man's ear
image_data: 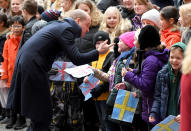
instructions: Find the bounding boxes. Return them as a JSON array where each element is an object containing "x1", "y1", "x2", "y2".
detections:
[{"x1": 74, "y1": 17, "x2": 81, "y2": 24}]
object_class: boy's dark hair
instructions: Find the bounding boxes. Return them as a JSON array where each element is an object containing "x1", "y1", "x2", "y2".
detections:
[
  {"x1": 10, "y1": 15, "x2": 25, "y2": 26},
  {"x1": 22, "y1": 0, "x2": 37, "y2": 15},
  {"x1": 160, "y1": 6, "x2": 179, "y2": 24},
  {"x1": 0, "y1": 13, "x2": 9, "y2": 28}
]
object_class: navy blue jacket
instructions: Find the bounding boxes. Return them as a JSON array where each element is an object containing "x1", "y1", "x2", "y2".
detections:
[
  {"x1": 8, "y1": 18, "x2": 99, "y2": 125},
  {"x1": 150, "y1": 64, "x2": 180, "y2": 122}
]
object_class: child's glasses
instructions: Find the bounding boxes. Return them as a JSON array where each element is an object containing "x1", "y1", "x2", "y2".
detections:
[{"x1": 11, "y1": 25, "x2": 23, "y2": 29}]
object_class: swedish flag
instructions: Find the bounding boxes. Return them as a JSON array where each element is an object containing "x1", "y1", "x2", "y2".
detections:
[
  {"x1": 111, "y1": 89, "x2": 139, "y2": 123},
  {"x1": 151, "y1": 115, "x2": 180, "y2": 131}
]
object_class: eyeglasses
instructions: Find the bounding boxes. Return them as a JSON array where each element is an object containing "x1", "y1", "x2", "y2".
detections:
[{"x1": 11, "y1": 25, "x2": 23, "y2": 29}]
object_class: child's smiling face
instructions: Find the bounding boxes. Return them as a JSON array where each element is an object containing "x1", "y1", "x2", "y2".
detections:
[{"x1": 118, "y1": 40, "x2": 130, "y2": 53}]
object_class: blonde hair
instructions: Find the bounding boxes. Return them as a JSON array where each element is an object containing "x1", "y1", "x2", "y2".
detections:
[
  {"x1": 74, "y1": 0, "x2": 102, "y2": 27},
  {"x1": 182, "y1": 39, "x2": 191, "y2": 74},
  {"x1": 179, "y1": 3, "x2": 191, "y2": 27},
  {"x1": 51, "y1": 0, "x2": 62, "y2": 10},
  {"x1": 99, "y1": 6, "x2": 132, "y2": 42}
]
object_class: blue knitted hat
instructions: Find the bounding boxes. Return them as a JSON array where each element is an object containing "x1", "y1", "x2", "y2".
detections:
[{"x1": 40, "y1": 9, "x2": 61, "y2": 22}]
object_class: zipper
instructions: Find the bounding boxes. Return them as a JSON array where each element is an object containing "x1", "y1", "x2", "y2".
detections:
[{"x1": 147, "y1": 97, "x2": 150, "y2": 115}]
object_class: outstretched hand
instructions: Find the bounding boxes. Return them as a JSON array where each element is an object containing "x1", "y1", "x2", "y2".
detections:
[{"x1": 97, "y1": 40, "x2": 114, "y2": 54}]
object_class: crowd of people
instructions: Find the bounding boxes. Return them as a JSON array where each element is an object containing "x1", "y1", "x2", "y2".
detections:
[{"x1": 0, "y1": 0, "x2": 191, "y2": 131}]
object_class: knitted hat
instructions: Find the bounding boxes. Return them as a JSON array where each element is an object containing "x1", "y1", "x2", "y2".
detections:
[
  {"x1": 119, "y1": 31, "x2": 135, "y2": 48},
  {"x1": 141, "y1": 9, "x2": 161, "y2": 29},
  {"x1": 93, "y1": 31, "x2": 111, "y2": 45},
  {"x1": 37, "y1": 5, "x2": 44, "y2": 15},
  {"x1": 138, "y1": 25, "x2": 161, "y2": 50},
  {"x1": 40, "y1": 9, "x2": 61, "y2": 22}
]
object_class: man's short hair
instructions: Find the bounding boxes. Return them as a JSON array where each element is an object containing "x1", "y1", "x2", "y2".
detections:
[
  {"x1": 22, "y1": 0, "x2": 37, "y2": 15},
  {"x1": 69, "y1": 9, "x2": 89, "y2": 21}
]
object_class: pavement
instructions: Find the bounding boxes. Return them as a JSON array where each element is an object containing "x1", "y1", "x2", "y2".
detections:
[{"x1": 0, "y1": 123, "x2": 27, "y2": 131}]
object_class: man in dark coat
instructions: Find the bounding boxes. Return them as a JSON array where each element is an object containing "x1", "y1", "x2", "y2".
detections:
[{"x1": 8, "y1": 9, "x2": 112, "y2": 131}]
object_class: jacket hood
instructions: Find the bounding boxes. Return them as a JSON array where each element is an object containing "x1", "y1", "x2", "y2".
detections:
[
  {"x1": 161, "y1": 27, "x2": 180, "y2": 40},
  {"x1": 171, "y1": 42, "x2": 186, "y2": 52},
  {"x1": 145, "y1": 48, "x2": 169, "y2": 68},
  {"x1": 64, "y1": 17, "x2": 82, "y2": 38}
]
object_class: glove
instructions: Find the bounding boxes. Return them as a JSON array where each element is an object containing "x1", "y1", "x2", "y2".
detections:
[
  {"x1": 48, "y1": 68, "x2": 58, "y2": 76},
  {"x1": 90, "y1": 83, "x2": 109, "y2": 98}
]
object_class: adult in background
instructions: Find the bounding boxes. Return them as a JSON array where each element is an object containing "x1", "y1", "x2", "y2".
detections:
[
  {"x1": 150, "y1": 0, "x2": 174, "y2": 9},
  {"x1": 18, "y1": 0, "x2": 38, "y2": 49},
  {"x1": 9, "y1": 9, "x2": 113, "y2": 131},
  {"x1": 117, "y1": 0, "x2": 135, "y2": 24},
  {"x1": 181, "y1": 40, "x2": 191, "y2": 131},
  {"x1": 97, "y1": 0, "x2": 120, "y2": 13}
]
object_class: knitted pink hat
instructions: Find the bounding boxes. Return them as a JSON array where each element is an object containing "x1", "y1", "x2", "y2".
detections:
[{"x1": 119, "y1": 31, "x2": 136, "y2": 48}]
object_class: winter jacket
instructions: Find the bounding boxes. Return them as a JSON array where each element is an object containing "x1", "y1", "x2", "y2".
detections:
[
  {"x1": 160, "y1": 27, "x2": 181, "y2": 49},
  {"x1": 97, "y1": 0, "x2": 119, "y2": 13},
  {"x1": 19, "y1": 16, "x2": 38, "y2": 49},
  {"x1": 1, "y1": 35, "x2": 21, "y2": 87},
  {"x1": 7, "y1": 18, "x2": 99, "y2": 126},
  {"x1": 150, "y1": 0, "x2": 174, "y2": 9},
  {"x1": 181, "y1": 73, "x2": 191, "y2": 131},
  {"x1": 75, "y1": 25, "x2": 98, "y2": 53},
  {"x1": 116, "y1": 5, "x2": 135, "y2": 24},
  {"x1": 124, "y1": 49, "x2": 169, "y2": 123},
  {"x1": 91, "y1": 51, "x2": 114, "y2": 100},
  {"x1": 0, "y1": 28, "x2": 10, "y2": 62},
  {"x1": 132, "y1": 15, "x2": 143, "y2": 30},
  {"x1": 150, "y1": 64, "x2": 180, "y2": 122}
]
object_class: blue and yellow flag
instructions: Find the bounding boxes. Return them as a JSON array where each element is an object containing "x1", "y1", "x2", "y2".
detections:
[
  {"x1": 111, "y1": 89, "x2": 139, "y2": 123},
  {"x1": 151, "y1": 115, "x2": 180, "y2": 131}
]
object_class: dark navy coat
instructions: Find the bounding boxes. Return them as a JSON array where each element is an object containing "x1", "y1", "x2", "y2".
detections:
[{"x1": 9, "y1": 18, "x2": 99, "y2": 125}]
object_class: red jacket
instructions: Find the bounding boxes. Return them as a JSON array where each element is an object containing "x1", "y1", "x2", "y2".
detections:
[
  {"x1": 160, "y1": 27, "x2": 181, "y2": 49},
  {"x1": 1, "y1": 35, "x2": 21, "y2": 87},
  {"x1": 180, "y1": 74, "x2": 191, "y2": 131}
]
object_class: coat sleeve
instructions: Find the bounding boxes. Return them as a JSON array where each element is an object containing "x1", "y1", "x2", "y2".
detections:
[
  {"x1": 93, "y1": 68, "x2": 110, "y2": 82},
  {"x1": 1, "y1": 40, "x2": 8, "y2": 80},
  {"x1": 124, "y1": 56, "x2": 159, "y2": 93},
  {"x1": 150, "y1": 72, "x2": 162, "y2": 120},
  {"x1": 59, "y1": 28, "x2": 98, "y2": 65}
]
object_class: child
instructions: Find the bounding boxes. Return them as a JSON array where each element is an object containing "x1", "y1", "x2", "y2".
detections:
[
  {"x1": 1, "y1": 15, "x2": 25, "y2": 129},
  {"x1": 179, "y1": 3, "x2": 191, "y2": 45},
  {"x1": 99, "y1": 6, "x2": 132, "y2": 43},
  {"x1": 0, "y1": 13, "x2": 10, "y2": 122},
  {"x1": 141, "y1": 9, "x2": 161, "y2": 30},
  {"x1": 92, "y1": 31, "x2": 136, "y2": 131},
  {"x1": 149, "y1": 42, "x2": 186, "y2": 124},
  {"x1": 86, "y1": 31, "x2": 114, "y2": 131},
  {"x1": 122, "y1": 25, "x2": 168, "y2": 130},
  {"x1": 160, "y1": 6, "x2": 181, "y2": 49},
  {"x1": 132, "y1": 0, "x2": 153, "y2": 30}
]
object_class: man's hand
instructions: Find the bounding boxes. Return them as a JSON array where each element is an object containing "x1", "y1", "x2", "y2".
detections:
[{"x1": 97, "y1": 40, "x2": 114, "y2": 54}]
